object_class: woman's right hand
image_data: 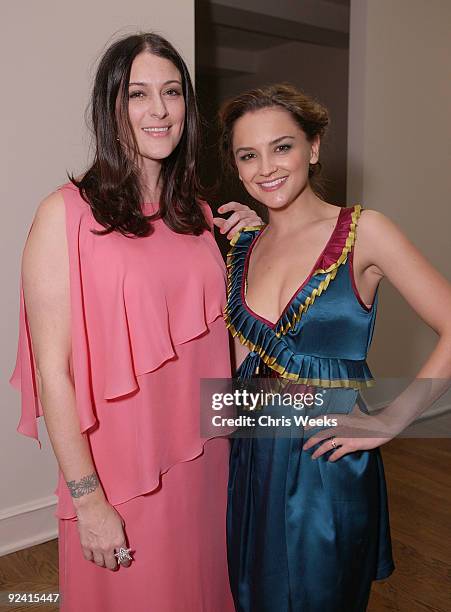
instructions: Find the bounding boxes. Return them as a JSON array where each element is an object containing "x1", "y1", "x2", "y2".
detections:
[{"x1": 76, "y1": 497, "x2": 130, "y2": 571}]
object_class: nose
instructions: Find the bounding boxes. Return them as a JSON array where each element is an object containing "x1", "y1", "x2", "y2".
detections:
[
  {"x1": 258, "y1": 154, "x2": 277, "y2": 177},
  {"x1": 148, "y1": 94, "x2": 168, "y2": 120}
]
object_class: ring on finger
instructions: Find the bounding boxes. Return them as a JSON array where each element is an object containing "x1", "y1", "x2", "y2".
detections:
[
  {"x1": 114, "y1": 547, "x2": 133, "y2": 565},
  {"x1": 330, "y1": 437, "x2": 338, "y2": 449}
]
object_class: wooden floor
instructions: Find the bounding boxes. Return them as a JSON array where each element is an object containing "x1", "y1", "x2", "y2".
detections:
[
  {"x1": 0, "y1": 538, "x2": 58, "y2": 612},
  {"x1": 0, "y1": 438, "x2": 449, "y2": 612},
  {"x1": 368, "y1": 438, "x2": 451, "y2": 612}
]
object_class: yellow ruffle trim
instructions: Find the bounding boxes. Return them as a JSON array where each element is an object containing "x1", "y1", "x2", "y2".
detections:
[
  {"x1": 224, "y1": 204, "x2": 375, "y2": 389},
  {"x1": 222, "y1": 206, "x2": 374, "y2": 387},
  {"x1": 225, "y1": 321, "x2": 374, "y2": 388},
  {"x1": 276, "y1": 204, "x2": 362, "y2": 336},
  {"x1": 224, "y1": 206, "x2": 362, "y2": 336},
  {"x1": 225, "y1": 224, "x2": 264, "y2": 296}
]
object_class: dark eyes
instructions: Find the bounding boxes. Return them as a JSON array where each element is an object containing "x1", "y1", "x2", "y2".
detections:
[
  {"x1": 128, "y1": 88, "x2": 182, "y2": 99},
  {"x1": 276, "y1": 144, "x2": 292, "y2": 153},
  {"x1": 239, "y1": 152, "x2": 256, "y2": 162},
  {"x1": 238, "y1": 143, "x2": 292, "y2": 161},
  {"x1": 165, "y1": 88, "x2": 181, "y2": 96}
]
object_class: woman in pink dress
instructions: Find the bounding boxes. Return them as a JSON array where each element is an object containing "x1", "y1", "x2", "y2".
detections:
[{"x1": 10, "y1": 33, "x2": 260, "y2": 611}]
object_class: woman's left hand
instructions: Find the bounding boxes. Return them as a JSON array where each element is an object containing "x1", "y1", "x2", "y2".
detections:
[
  {"x1": 213, "y1": 201, "x2": 263, "y2": 240},
  {"x1": 302, "y1": 403, "x2": 397, "y2": 461}
]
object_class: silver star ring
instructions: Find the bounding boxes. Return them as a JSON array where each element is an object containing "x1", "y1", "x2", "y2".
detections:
[
  {"x1": 114, "y1": 547, "x2": 133, "y2": 564},
  {"x1": 330, "y1": 438, "x2": 337, "y2": 449}
]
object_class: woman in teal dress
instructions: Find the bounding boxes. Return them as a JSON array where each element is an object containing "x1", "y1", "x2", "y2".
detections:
[{"x1": 218, "y1": 84, "x2": 451, "y2": 611}]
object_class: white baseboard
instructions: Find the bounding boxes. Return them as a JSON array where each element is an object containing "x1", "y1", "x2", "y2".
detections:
[{"x1": 0, "y1": 495, "x2": 58, "y2": 557}]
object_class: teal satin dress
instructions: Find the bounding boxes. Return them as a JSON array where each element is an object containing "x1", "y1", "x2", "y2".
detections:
[{"x1": 224, "y1": 205, "x2": 394, "y2": 612}]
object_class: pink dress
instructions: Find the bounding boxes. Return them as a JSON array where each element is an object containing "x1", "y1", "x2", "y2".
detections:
[{"x1": 10, "y1": 183, "x2": 235, "y2": 611}]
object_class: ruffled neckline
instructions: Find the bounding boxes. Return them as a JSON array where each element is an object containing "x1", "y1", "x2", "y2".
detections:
[
  {"x1": 223, "y1": 204, "x2": 374, "y2": 386},
  {"x1": 242, "y1": 206, "x2": 346, "y2": 329}
]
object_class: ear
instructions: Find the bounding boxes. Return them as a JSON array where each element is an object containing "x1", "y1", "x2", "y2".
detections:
[{"x1": 310, "y1": 135, "x2": 321, "y2": 164}]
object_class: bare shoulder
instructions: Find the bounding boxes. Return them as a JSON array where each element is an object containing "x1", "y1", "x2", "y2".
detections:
[
  {"x1": 23, "y1": 190, "x2": 68, "y2": 272},
  {"x1": 357, "y1": 208, "x2": 400, "y2": 239},
  {"x1": 358, "y1": 207, "x2": 420, "y2": 252},
  {"x1": 355, "y1": 207, "x2": 451, "y2": 334},
  {"x1": 355, "y1": 207, "x2": 438, "y2": 283},
  {"x1": 33, "y1": 190, "x2": 66, "y2": 229}
]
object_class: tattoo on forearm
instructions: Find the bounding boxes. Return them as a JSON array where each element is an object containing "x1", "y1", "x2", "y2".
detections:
[{"x1": 66, "y1": 472, "x2": 100, "y2": 498}]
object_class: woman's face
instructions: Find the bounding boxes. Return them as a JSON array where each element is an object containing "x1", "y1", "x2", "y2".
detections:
[
  {"x1": 124, "y1": 51, "x2": 186, "y2": 162},
  {"x1": 232, "y1": 107, "x2": 319, "y2": 210}
]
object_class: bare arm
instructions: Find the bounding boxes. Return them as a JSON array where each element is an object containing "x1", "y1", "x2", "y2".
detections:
[
  {"x1": 305, "y1": 210, "x2": 451, "y2": 459},
  {"x1": 359, "y1": 210, "x2": 451, "y2": 377},
  {"x1": 22, "y1": 191, "x2": 128, "y2": 570},
  {"x1": 360, "y1": 210, "x2": 451, "y2": 427}
]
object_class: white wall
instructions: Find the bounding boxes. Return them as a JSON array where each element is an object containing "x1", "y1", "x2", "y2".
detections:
[
  {"x1": 348, "y1": 0, "x2": 451, "y2": 376},
  {"x1": 1, "y1": 0, "x2": 194, "y2": 556}
]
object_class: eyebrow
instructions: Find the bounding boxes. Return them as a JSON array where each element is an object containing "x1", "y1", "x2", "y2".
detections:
[
  {"x1": 128, "y1": 80, "x2": 182, "y2": 87},
  {"x1": 235, "y1": 135, "x2": 295, "y2": 155}
]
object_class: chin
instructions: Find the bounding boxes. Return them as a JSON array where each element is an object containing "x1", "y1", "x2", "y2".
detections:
[
  {"x1": 265, "y1": 201, "x2": 292, "y2": 211},
  {"x1": 256, "y1": 193, "x2": 292, "y2": 210},
  {"x1": 139, "y1": 144, "x2": 178, "y2": 161}
]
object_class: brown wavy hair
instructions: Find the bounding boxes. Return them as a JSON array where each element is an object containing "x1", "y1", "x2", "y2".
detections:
[
  {"x1": 218, "y1": 83, "x2": 329, "y2": 196},
  {"x1": 71, "y1": 32, "x2": 209, "y2": 238}
]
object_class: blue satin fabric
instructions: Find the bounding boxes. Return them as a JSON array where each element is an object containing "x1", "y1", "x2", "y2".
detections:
[{"x1": 225, "y1": 213, "x2": 395, "y2": 612}]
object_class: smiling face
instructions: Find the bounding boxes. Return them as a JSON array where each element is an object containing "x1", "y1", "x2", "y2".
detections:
[
  {"x1": 124, "y1": 51, "x2": 186, "y2": 163},
  {"x1": 232, "y1": 106, "x2": 320, "y2": 210}
]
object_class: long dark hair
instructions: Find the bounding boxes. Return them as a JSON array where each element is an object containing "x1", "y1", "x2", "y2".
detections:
[
  {"x1": 218, "y1": 83, "x2": 329, "y2": 198},
  {"x1": 71, "y1": 33, "x2": 209, "y2": 237}
]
